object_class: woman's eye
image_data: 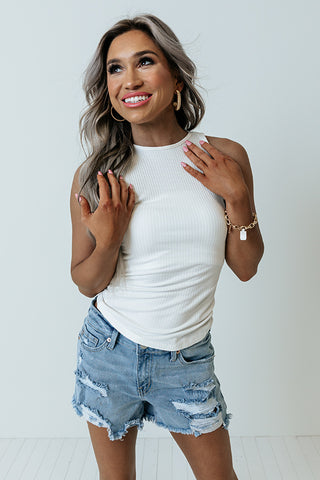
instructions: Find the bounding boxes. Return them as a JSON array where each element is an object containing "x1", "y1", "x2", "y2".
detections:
[
  {"x1": 107, "y1": 57, "x2": 154, "y2": 74},
  {"x1": 107, "y1": 64, "x2": 121, "y2": 74},
  {"x1": 139, "y1": 57, "x2": 154, "y2": 67}
]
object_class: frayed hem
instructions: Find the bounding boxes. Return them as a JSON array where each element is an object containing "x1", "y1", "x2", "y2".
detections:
[
  {"x1": 143, "y1": 411, "x2": 233, "y2": 437},
  {"x1": 222, "y1": 412, "x2": 233, "y2": 430},
  {"x1": 71, "y1": 397, "x2": 144, "y2": 441},
  {"x1": 144, "y1": 413, "x2": 198, "y2": 436}
]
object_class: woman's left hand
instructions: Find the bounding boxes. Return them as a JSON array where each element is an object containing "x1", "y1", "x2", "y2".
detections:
[{"x1": 181, "y1": 140, "x2": 249, "y2": 202}]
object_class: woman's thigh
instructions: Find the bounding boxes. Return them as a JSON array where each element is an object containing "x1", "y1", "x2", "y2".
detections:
[
  {"x1": 170, "y1": 425, "x2": 237, "y2": 480},
  {"x1": 87, "y1": 422, "x2": 138, "y2": 480}
]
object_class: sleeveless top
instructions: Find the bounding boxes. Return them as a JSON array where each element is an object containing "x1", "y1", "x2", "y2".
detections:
[{"x1": 96, "y1": 130, "x2": 227, "y2": 350}]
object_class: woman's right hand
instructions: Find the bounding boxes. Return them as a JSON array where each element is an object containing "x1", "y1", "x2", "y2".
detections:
[{"x1": 77, "y1": 170, "x2": 135, "y2": 248}]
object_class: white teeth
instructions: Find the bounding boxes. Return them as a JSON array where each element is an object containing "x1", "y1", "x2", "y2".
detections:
[{"x1": 124, "y1": 95, "x2": 150, "y2": 103}]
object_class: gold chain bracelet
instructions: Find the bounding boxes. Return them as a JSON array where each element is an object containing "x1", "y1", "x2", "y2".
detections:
[{"x1": 224, "y1": 210, "x2": 258, "y2": 240}]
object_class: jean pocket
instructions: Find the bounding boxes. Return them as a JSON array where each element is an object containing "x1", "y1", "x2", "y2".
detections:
[
  {"x1": 79, "y1": 311, "x2": 115, "y2": 352},
  {"x1": 178, "y1": 331, "x2": 215, "y2": 366}
]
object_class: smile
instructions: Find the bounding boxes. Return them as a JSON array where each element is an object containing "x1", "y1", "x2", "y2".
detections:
[{"x1": 122, "y1": 95, "x2": 152, "y2": 107}]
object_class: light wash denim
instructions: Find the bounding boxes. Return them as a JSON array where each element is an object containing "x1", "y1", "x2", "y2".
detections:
[{"x1": 71, "y1": 296, "x2": 232, "y2": 441}]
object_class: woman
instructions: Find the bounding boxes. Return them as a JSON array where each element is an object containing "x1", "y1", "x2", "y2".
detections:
[{"x1": 70, "y1": 13, "x2": 264, "y2": 480}]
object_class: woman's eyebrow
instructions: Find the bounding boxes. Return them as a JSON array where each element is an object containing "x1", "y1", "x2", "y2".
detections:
[{"x1": 107, "y1": 50, "x2": 159, "y2": 66}]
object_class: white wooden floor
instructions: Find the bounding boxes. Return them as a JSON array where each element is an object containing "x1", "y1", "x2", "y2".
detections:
[{"x1": 0, "y1": 436, "x2": 320, "y2": 479}]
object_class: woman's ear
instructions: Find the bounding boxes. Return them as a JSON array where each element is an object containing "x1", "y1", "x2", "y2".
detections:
[
  {"x1": 176, "y1": 79, "x2": 184, "y2": 92},
  {"x1": 173, "y1": 69, "x2": 183, "y2": 92}
]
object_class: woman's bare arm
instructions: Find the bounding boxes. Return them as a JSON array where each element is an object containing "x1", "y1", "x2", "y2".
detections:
[
  {"x1": 207, "y1": 137, "x2": 264, "y2": 281},
  {"x1": 70, "y1": 166, "x2": 135, "y2": 297}
]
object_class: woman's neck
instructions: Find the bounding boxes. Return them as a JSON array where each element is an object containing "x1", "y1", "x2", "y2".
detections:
[{"x1": 130, "y1": 118, "x2": 188, "y2": 147}]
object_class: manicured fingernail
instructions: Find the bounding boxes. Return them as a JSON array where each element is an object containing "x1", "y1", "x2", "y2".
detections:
[
  {"x1": 78, "y1": 196, "x2": 82, "y2": 202},
  {"x1": 129, "y1": 184, "x2": 133, "y2": 189},
  {"x1": 181, "y1": 162, "x2": 187, "y2": 167},
  {"x1": 75, "y1": 193, "x2": 78, "y2": 199},
  {"x1": 108, "y1": 169, "x2": 113, "y2": 174},
  {"x1": 119, "y1": 175, "x2": 123, "y2": 179},
  {"x1": 98, "y1": 171, "x2": 103, "y2": 175},
  {"x1": 185, "y1": 140, "x2": 192, "y2": 145},
  {"x1": 199, "y1": 140, "x2": 205, "y2": 145},
  {"x1": 182, "y1": 146, "x2": 188, "y2": 152}
]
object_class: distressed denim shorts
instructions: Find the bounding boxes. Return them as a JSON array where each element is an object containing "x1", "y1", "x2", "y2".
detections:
[{"x1": 71, "y1": 297, "x2": 232, "y2": 441}]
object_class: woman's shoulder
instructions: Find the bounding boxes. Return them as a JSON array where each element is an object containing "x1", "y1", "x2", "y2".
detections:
[
  {"x1": 204, "y1": 135, "x2": 251, "y2": 171},
  {"x1": 204, "y1": 135, "x2": 245, "y2": 155}
]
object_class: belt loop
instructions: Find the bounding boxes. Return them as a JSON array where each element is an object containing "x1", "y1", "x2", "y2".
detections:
[
  {"x1": 171, "y1": 350, "x2": 180, "y2": 362},
  {"x1": 106, "y1": 329, "x2": 119, "y2": 350}
]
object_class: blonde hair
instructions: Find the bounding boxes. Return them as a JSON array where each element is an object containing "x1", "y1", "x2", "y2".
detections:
[{"x1": 78, "y1": 13, "x2": 205, "y2": 211}]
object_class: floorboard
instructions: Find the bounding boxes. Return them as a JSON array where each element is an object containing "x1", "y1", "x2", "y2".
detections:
[{"x1": 1, "y1": 436, "x2": 319, "y2": 480}]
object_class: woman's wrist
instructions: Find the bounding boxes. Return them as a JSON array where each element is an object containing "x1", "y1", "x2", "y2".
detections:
[
  {"x1": 225, "y1": 184, "x2": 250, "y2": 205},
  {"x1": 224, "y1": 187, "x2": 253, "y2": 225}
]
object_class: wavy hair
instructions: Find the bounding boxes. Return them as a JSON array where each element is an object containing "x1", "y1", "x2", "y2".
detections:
[{"x1": 77, "y1": 13, "x2": 205, "y2": 211}]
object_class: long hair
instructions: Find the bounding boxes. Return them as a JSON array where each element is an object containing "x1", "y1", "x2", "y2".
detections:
[{"x1": 77, "y1": 13, "x2": 205, "y2": 211}]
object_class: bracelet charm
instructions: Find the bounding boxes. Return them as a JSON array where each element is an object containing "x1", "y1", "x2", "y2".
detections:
[
  {"x1": 240, "y1": 229, "x2": 247, "y2": 241},
  {"x1": 224, "y1": 210, "x2": 258, "y2": 241}
]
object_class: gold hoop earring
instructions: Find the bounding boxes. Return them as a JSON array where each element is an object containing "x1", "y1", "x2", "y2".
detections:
[
  {"x1": 172, "y1": 89, "x2": 181, "y2": 111},
  {"x1": 111, "y1": 106, "x2": 125, "y2": 122}
]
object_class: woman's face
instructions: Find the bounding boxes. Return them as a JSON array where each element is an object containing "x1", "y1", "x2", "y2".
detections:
[{"x1": 106, "y1": 29, "x2": 182, "y2": 125}]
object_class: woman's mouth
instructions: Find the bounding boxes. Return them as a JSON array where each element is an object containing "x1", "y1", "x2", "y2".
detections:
[{"x1": 122, "y1": 94, "x2": 152, "y2": 108}]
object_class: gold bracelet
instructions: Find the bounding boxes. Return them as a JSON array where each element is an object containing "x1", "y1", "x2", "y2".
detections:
[{"x1": 224, "y1": 210, "x2": 258, "y2": 240}]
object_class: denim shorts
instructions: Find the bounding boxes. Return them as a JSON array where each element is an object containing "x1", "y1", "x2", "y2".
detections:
[{"x1": 71, "y1": 297, "x2": 232, "y2": 441}]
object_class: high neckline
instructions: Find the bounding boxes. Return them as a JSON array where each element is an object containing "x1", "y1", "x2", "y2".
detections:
[{"x1": 133, "y1": 131, "x2": 191, "y2": 150}]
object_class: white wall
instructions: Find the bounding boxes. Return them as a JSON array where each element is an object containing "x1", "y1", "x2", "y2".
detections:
[{"x1": 1, "y1": 0, "x2": 319, "y2": 438}]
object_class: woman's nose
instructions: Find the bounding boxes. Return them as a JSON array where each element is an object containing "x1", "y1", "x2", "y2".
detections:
[{"x1": 124, "y1": 67, "x2": 143, "y2": 89}]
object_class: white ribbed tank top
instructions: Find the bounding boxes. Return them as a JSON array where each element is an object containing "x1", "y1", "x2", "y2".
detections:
[{"x1": 96, "y1": 130, "x2": 227, "y2": 350}]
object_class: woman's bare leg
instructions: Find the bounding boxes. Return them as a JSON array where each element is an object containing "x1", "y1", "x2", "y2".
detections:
[
  {"x1": 170, "y1": 424, "x2": 238, "y2": 480},
  {"x1": 87, "y1": 421, "x2": 138, "y2": 480}
]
